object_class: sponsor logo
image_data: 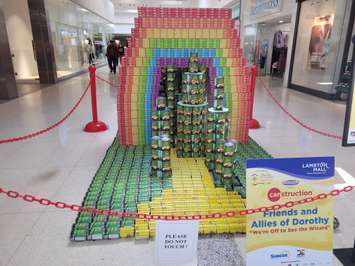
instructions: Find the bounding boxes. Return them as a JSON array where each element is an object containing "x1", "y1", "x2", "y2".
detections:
[
  {"x1": 351, "y1": 131, "x2": 355, "y2": 137},
  {"x1": 270, "y1": 251, "x2": 289, "y2": 259},
  {"x1": 267, "y1": 187, "x2": 312, "y2": 202},
  {"x1": 282, "y1": 179, "x2": 300, "y2": 186},
  {"x1": 297, "y1": 249, "x2": 305, "y2": 257}
]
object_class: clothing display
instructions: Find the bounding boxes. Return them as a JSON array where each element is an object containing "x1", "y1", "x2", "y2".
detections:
[{"x1": 270, "y1": 31, "x2": 288, "y2": 76}]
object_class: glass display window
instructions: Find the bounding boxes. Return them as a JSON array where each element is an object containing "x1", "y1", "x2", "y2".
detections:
[{"x1": 289, "y1": 0, "x2": 352, "y2": 98}]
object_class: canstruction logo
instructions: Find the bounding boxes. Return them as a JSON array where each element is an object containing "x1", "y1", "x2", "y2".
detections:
[{"x1": 267, "y1": 187, "x2": 313, "y2": 202}]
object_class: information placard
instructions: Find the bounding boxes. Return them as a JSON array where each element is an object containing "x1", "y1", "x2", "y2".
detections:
[
  {"x1": 246, "y1": 157, "x2": 334, "y2": 266},
  {"x1": 155, "y1": 220, "x2": 199, "y2": 265},
  {"x1": 343, "y1": 73, "x2": 355, "y2": 146}
]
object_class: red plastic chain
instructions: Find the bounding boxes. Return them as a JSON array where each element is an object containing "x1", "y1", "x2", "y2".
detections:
[
  {"x1": 0, "y1": 82, "x2": 91, "y2": 144},
  {"x1": 0, "y1": 185, "x2": 353, "y2": 220},
  {"x1": 259, "y1": 79, "x2": 342, "y2": 140},
  {"x1": 96, "y1": 75, "x2": 118, "y2": 87}
]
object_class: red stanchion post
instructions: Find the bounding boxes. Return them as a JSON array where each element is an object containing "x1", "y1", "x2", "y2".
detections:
[
  {"x1": 84, "y1": 65, "x2": 108, "y2": 133},
  {"x1": 248, "y1": 65, "x2": 261, "y2": 129}
]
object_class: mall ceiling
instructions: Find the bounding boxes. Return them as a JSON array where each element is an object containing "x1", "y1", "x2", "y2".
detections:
[
  {"x1": 112, "y1": 0, "x2": 199, "y2": 13},
  {"x1": 112, "y1": 0, "x2": 226, "y2": 13}
]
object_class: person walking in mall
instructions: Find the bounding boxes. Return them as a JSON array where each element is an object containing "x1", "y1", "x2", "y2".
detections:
[
  {"x1": 86, "y1": 38, "x2": 95, "y2": 64},
  {"x1": 106, "y1": 40, "x2": 119, "y2": 74}
]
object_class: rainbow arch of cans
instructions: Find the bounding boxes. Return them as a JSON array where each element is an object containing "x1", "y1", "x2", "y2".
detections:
[{"x1": 117, "y1": 7, "x2": 251, "y2": 145}]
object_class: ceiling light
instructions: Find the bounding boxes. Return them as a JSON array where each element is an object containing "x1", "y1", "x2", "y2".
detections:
[
  {"x1": 161, "y1": 1, "x2": 183, "y2": 5},
  {"x1": 317, "y1": 82, "x2": 333, "y2": 85},
  {"x1": 120, "y1": 9, "x2": 138, "y2": 13},
  {"x1": 279, "y1": 20, "x2": 284, "y2": 23},
  {"x1": 78, "y1": 7, "x2": 89, "y2": 12}
]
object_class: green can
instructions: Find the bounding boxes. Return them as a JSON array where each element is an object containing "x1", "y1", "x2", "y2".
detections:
[
  {"x1": 214, "y1": 99, "x2": 224, "y2": 110},
  {"x1": 184, "y1": 106, "x2": 192, "y2": 116},
  {"x1": 224, "y1": 140, "x2": 237, "y2": 156},
  {"x1": 206, "y1": 142, "x2": 214, "y2": 151},
  {"x1": 162, "y1": 160, "x2": 171, "y2": 171},
  {"x1": 199, "y1": 64, "x2": 207, "y2": 73},
  {"x1": 151, "y1": 136, "x2": 160, "y2": 149},
  {"x1": 151, "y1": 159, "x2": 160, "y2": 169},
  {"x1": 160, "y1": 135, "x2": 170, "y2": 150},
  {"x1": 162, "y1": 120, "x2": 170, "y2": 131},
  {"x1": 162, "y1": 170, "x2": 172, "y2": 178},
  {"x1": 215, "y1": 162, "x2": 223, "y2": 174},
  {"x1": 167, "y1": 64, "x2": 175, "y2": 73},
  {"x1": 151, "y1": 148, "x2": 160, "y2": 160},
  {"x1": 182, "y1": 73, "x2": 188, "y2": 82},
  {"x1": 152, "y1": 110, "x2": 160, "y2": 121},
  {"x1": 161, "y1": 150, "x2": 170, "y2": 161},
  {"x1": 156, "y1": 97, "x2": 166, "y2": 110},
  {"x1": 215, "y1": 88, "x2": 224, "y2": 99},
  {"x1": 207, "y1": 112, "x2": 215, "y2": 122},
  {"x1": 207, "y1": 162, "x2": 215, "y2": 170},
  {"x1": 215, "y1": 152, "x2": 223, "y2": 164},
  {"x1": 206, "y1": 133, "x2": 214, "y2": 143},
  {"x1": 182, "y1": 94, "x2": 189, "y2": 104},
  {"x1": 191, "y1": 84, "x2": 199, "y2": 95},
  {"x1": 183, "y1": 143, "x2": 191, "y2": 151},
  {"x1": 216, "y1": 139, "x2": 225, "y2": 152},
  {"x1": 183, "y1": 151, "x2": 191, "y2": 157},
  {"x1": 152, "y1": 120, "x2": 160, "y2": 131},
  {"x1": 216, "y1": 77, "x2": 224, "y2": 88},
  {"x1": 160, "y1": 109, "x2": 170, "y2": 120},
  {"x1": 206, "y1": 151, "x2": 214, "y2": 160},
  {"x1": 167, "y1": 73, "x2": 175, "y2": 82}
]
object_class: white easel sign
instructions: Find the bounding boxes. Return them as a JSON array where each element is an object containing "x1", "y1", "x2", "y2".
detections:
[{"x1": 155, "y1": 220, "x2": 199, "y2": 265}]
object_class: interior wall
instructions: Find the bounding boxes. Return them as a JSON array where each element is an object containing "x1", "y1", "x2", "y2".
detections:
[
  {"x1": 3, "y1": 0, "x2": 38, "y2": 80},
  {"x1": 114, "y1": 24, "x2": 134, "y2": 35},
  {"x1": 71, "y1": 0, "x2": 115, "y2": 23}
]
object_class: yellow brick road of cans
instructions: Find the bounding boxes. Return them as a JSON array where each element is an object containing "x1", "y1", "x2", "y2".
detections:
[{"x1": 120, "y1": 151, "x2": 246, "y2": 239}]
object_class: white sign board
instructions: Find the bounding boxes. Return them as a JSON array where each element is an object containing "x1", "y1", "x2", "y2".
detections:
[
  {"x1": 250, "y1": 0, "x2": 282, "y2": 18},
  {"x1": 155, "y1": 220, "x2": 199, "y2": 265}
]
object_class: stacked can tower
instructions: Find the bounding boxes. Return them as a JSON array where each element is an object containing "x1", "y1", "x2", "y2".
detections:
[
  {"x1": 151, "y1": 97, "x2": 170, "y2": 137},
  {"x1": 117, "y1": 7, "x2": 252, "y2": 145},
  {"x1": 176, "y1": 54, "x2": 208, "y2": 158},
  {"x1": 151, "y1": 134, "x2": 172, "y2": 178},
  {"x1": 222, "y1": 140, "x2": 238, "y2": 190},
  {"x1": 206, "y1": 76, "x2": 229, "y2": 171},
  {"x1": 166, "y1": 64, "x2": 177, "y2": 145}
]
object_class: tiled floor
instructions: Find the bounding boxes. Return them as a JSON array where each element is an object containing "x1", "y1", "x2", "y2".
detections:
[{"x1": 0, "y1": 71, "x2": 354, "y2": 266}]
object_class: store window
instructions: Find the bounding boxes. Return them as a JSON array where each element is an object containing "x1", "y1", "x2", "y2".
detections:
[
  {"x1": 231, "y1": 3, "x2": 241, "y2": 35},
  {"x1": 44, "y1": 0, "x2": 113, "y2": 78},
  {"x1": 243, "y1": 24, "x2": 258, "y2": 65},
  {"x1": 290, "y1": 0, "x2": 350, "y2": 97}
]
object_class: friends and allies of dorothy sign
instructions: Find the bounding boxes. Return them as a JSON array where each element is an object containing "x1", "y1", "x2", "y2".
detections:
[{"x1": 246, "y1": 157, "x2": 334, "y2": 266}]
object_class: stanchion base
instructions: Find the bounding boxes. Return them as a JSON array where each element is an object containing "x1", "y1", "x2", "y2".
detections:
[
  {"x1": 84, "y1": 121, "x2": 108, "y2": 133},
  {"x1": 249, "y1": 119, "x2": 261, "y2": 129}
]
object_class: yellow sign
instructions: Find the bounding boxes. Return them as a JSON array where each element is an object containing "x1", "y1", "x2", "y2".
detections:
[
  {"x1": 246, "y1": 157, "x2": 334, "y2": 265},
  {"x1": 344, "y1": 84, "x2": 355, "y2": 145}
]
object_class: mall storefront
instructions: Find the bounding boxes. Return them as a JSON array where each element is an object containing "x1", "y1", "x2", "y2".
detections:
[
  {"x1": 241, "y1": 0, "x2": 297, "y2": 87},
  {"x1": 1, "y1": 0, "x2": 113, "y2": 91},
  {"x1": 289, "y1": 0, "x2": 355, "y2": 99}
]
